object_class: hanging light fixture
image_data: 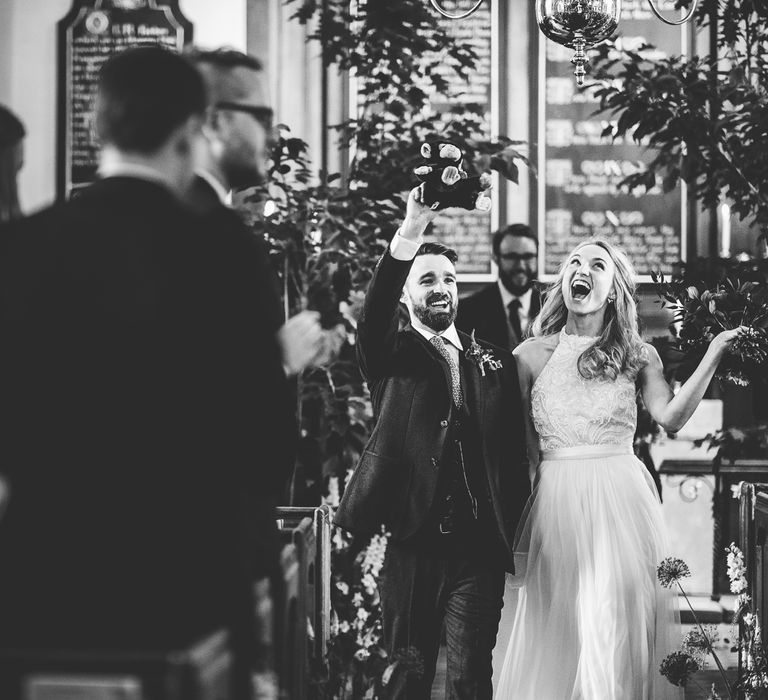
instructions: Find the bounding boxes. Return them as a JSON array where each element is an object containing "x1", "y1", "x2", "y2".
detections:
[{"x1": 429, "y1": 0, "x2": 700, "y2": 85}]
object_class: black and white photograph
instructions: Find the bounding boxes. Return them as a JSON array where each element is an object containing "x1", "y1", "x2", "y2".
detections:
[{"x1": 1, "y1": 1, "x2": 767, "y2": 699}]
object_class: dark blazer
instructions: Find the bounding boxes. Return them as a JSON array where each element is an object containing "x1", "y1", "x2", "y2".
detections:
[
  {"x1": 186, "y1": 174, "x2": 295, "y2": 586},
  {"x1": 0, "y1": 176, "x2": 286, "y2": 651},
  {"x1": 334, "y1": 251, "x2": 530, "y2": 572},
  {"x1": 456, "y1": 282, "x2": 542, "y2": 350}
]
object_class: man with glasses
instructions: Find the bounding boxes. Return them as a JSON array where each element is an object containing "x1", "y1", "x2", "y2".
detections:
[
  {"x1": 456, "y1": 223, "x2": 541, "y2": 350},
  {"x1": 186, "y1": 47, "x2": 322, "y2": 697}
]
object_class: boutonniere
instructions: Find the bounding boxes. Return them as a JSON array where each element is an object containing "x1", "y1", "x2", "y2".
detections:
[{"x1": 465, "y1": 330, "x2": 503, "y2": 377}]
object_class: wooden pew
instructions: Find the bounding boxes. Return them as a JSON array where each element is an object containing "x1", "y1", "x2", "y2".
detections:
[
  {"x1": 275, "y1": 506, "x2": 333, "y2": 698},
  {"x1": 276, "y1": 506, "x2": 332, "y2": 663}
]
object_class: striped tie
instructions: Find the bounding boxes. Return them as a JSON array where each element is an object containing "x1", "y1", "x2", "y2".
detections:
[{"x1": 430, "y1": 335, "x2": 463, "y2": 408}]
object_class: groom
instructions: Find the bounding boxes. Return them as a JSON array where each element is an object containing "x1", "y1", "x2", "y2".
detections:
[{"x1": 335, "y1": 186, "x2": 530, "y2": 698}]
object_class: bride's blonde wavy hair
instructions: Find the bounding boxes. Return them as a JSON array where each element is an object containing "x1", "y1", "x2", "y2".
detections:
[{"x1": 530, "y1": 239, "x2": 647, "y2": 381}]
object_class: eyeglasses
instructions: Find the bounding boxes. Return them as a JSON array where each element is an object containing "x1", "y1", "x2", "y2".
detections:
[
  {"x1": 215, "y1": 102, "x2": 274, "y2": 130},
  {"x1": 499, "y1": 253, "x2": 537, "y2": 263}
]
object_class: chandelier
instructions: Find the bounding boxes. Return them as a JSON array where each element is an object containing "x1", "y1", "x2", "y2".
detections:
[{"x1": 429, "y1": 0, "x2": 700, "y2": 85}]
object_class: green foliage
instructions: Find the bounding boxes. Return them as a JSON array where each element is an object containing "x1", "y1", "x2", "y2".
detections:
[
  {"x1": 589, "y1": 0, "x2": 768, "y2": 238},
  {"x1": 651, "y1": 261, "x2": 768, "y2": 385}
]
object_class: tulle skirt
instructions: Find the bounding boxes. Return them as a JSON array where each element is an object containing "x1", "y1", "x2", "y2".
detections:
[{"x1": 495, "y1": 444, "x2": 683, "y2": 700}]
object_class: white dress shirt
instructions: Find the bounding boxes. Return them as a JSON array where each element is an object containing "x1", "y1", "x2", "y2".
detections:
[{"x1": 389, "y1": 230, "x2": 463, "y2": 364}]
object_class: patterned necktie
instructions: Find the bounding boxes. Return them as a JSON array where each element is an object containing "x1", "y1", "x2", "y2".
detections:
[
  {"x1": 507, "y1": 298, "x2": 523, "y2": 344},
  {"x1": 430, "y1": 335, "x2": 463, "y2": 408}
]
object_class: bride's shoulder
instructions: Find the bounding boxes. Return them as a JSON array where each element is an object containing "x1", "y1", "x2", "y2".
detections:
[{"x1": 513, "y1": 335, "x2": 557, "y2": 375}]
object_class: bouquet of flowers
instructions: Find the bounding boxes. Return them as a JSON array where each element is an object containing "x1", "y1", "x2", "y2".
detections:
[
  {"x1": 657, "y1": 545, "x2": 768, "y2": 698},
  {"x1": 652, "y1": 270, "x2": 768, "y2": 386}
]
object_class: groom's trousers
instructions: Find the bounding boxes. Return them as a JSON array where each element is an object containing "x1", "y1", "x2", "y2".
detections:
[{"x1": 379, "y1": 538, "x2": 505, "y2": 700}]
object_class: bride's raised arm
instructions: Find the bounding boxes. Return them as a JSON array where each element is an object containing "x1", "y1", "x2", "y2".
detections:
[{"x1": 638, "y1": 327, "x2": 744, "y2": 433}]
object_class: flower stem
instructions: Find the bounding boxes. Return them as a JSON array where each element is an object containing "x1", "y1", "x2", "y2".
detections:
[{"x1": 677, "y1": 582, "x2": 734, "y2": 699}]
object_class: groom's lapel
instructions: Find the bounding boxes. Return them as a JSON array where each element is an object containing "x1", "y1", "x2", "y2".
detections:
[{"x1": 461, "y1": 347, "x2": 485, "y2": 431}]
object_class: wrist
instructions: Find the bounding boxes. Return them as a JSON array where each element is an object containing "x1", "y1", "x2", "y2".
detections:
[
  {"x1": 704, "y1": 341, "x2": 726, "y2": 366},
  {"x1": 400, "y1": 216, "x2": 429, "y2": 240}
]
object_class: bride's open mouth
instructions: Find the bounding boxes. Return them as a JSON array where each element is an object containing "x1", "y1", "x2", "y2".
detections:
[{"x1": 570, "y1": 278, "x2": 591, "y2": 302}]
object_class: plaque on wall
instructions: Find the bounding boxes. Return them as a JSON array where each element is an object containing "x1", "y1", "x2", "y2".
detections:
[
  {"x1": 537, "y1": 0, "x2": 686, "y2": 281},
  {"x1": 57, "y1": 0, "x2": 193, "y2": 199}
]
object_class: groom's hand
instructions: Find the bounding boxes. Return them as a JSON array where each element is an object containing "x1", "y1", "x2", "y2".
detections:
[{"x1": 400, "y1": 184, "x2": 439, "y2": 241}]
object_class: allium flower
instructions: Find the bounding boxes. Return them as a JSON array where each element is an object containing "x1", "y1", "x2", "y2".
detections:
[
  {"x1": 657, "y1": 557, "x2": 692, "y2": 588},
  {"x1": 683, "y1": 626, "x2": 718, "y2": 656},
  {"x1": 339, "y1": 620, "x2": 350, "y2": 634},
  {"x1": 352, "y1": 592, "x2": 364, "y2": 608},
  {"x1": 660, "y1": 651, "x2": 700, "y2": 686},
  {"x1": 336, "y1": 581, "x2": 350, "y2": 596}
]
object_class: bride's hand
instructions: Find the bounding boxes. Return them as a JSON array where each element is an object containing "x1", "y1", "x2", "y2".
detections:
[{"x1": 708, "y1": 326, "x2": 746, "y2": 360}]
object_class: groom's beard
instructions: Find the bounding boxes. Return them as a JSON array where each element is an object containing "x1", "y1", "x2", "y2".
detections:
[{"x1": 412, "y1": 292, "x2": 457, "y2": 333}]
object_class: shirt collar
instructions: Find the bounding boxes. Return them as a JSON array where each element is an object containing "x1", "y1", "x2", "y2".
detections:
[
  {"x1": 497, "y1": 279, "x2": 533, "y2": 315},
  {"x1": 196, "y1": 169, "x2": 232, "y2": 206},
  {"x1": 410, "y1": 317, "x2": 463, "y2": 351},
  {"x1": 97, "y1": 160, "x2": 172, "y2": 190}
]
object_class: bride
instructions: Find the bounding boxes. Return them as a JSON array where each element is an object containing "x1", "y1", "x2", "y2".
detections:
[{"x1": 495, "y1": 239, "x2": 742, "y2": 699}]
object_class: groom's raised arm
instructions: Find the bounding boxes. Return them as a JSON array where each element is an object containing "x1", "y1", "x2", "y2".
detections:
[{"x1": 357, "y1": 186, "x2": 437, "y2": 382}]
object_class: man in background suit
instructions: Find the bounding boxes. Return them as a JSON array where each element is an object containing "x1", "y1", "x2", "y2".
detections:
[
  {"x1": 0, "y1": 47, "x2": 275, "y2": 699},
  {"x1": 456, "y1": 223, "x2": 541, "y2": 350},
  {"x1": 186, "y1": 47, "x2": 324, "y2": 695},
  {"x1": 186, "y1": 45, "x2": 321, "y2": 566},
  {"x1": 186, "y1": 47, "x2": 323, "y2": 384}
]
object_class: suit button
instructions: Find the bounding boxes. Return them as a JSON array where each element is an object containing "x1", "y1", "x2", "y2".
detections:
[
  {"x1": 430, "y1": 457, "x2": 439, "y2": 468},
  {"x1": 440, "y1": 419, "x2": 449, "y2": 428}
]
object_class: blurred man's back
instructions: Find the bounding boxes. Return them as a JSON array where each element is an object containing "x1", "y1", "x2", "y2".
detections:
[{"x1": 0, "y1": 48, "x2": 275, "y2": 659}]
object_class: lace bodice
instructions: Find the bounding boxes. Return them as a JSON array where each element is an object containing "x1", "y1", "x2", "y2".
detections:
[{"x1": 530, "y1": 328, "x2": 637, "y2": 451}]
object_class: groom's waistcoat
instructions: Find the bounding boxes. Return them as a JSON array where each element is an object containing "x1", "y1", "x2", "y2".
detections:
[{"x1": 413, "y1": 357, "x2": 505, "y2": 560}]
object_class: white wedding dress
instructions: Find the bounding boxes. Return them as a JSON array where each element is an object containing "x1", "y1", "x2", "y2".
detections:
[{"x1": 495, "y1": 329, "x2": 683, "y2": 700}]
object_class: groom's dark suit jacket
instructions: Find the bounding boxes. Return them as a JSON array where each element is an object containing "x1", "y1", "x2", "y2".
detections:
[
  {"x1": 0, "y1": 176, "x2": 286, "y2": 652},
  {"x1": 335, "y1": 251, "x2": 530, "y2": 572}
]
